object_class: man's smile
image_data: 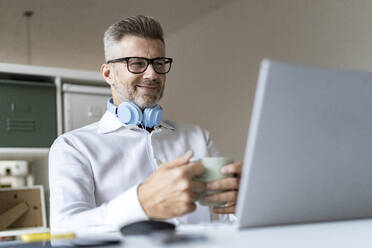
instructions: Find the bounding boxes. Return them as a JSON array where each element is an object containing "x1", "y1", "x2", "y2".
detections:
[{"x1": 136, "y1": 84, "x2": 159, "y2": 93}]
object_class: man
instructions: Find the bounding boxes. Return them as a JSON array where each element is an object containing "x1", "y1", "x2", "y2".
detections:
[{"x1": 49, "y1": 15, "x2": 242, "y2": 232}]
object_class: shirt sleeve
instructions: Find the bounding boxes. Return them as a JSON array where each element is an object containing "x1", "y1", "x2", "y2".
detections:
[{"x1": 49, "y1": 135, "x2": 148, "y2": 233}]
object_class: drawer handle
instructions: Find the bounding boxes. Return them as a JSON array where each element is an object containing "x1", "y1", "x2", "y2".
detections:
[{"x1": 6, "y1": 119, "x2": 36, "y2": 132}]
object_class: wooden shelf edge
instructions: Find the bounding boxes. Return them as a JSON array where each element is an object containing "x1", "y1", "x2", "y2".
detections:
[
  {"x1": 0, "y1": 148, "x2": 49, "y2": 153},
  {"x1": 0, "y1": 148, "x2": 50, "y2": 161}
]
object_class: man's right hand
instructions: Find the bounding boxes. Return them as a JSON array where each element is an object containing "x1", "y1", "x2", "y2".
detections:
[{"x1": 138, "y1": 150, "x2": 205, "y2": 219}]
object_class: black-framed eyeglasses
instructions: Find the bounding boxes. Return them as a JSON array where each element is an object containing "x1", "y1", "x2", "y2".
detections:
[{"x1": 106, "y1": 56, "x2": 173, "y2": 74}]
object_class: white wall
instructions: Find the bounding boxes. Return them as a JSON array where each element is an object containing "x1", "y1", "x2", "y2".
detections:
[{"x1": 163, "y1": 0, "x2": 372, "y2": 161}]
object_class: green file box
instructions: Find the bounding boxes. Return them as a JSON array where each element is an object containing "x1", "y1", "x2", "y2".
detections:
[{"x1": 0, "y1": 79, "x2": 57, "y2": 147}]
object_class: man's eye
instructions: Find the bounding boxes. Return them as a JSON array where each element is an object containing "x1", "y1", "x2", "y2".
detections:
[
  {"x1": 130, "y1": 61, "x2": 146, "y2": 67},
  {"x1": 154, "y1": 61, "x2": 165, "y2": 66}
]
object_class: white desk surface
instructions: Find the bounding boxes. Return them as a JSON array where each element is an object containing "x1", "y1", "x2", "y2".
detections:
[
  {"x1": 1, "y1": 219, "x2": 372, "y2": 247},
  {"x1": 173, "y1": 219, "x2": 372, "y2": 248},
  {"x1": 100, "y1": 218, "x2": 372, "y2": 248}
]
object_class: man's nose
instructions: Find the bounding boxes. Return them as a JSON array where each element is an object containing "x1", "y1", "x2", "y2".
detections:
[{"x1": 143, "y1": 64, "x2": 158, "y2": 79}]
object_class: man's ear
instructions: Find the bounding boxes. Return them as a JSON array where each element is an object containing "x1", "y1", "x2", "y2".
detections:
[{"x1": 100, "y1": 63, "x2": 114, "y2": 86}]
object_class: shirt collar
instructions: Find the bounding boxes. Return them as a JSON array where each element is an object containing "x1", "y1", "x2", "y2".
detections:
[{"x1": 97, "y1": 111, "x2": 175, "y2": 134}]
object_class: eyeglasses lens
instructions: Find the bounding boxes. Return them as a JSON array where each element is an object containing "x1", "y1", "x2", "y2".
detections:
[{"x1": 127, "y1": 58, "x2": 171, "y2": 74}]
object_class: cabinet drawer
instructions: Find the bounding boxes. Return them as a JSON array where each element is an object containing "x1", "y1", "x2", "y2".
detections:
[
  {"x1": 0, "y1": 79, "x2": 57, "y2": 147},
  {"x1": 63, "y1": 84, "x2": 110, "y2": 132}
]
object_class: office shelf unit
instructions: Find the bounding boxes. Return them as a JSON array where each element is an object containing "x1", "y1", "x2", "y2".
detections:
[{"x1": 0, "y1": 63, "x2": 109, "y2": 232}]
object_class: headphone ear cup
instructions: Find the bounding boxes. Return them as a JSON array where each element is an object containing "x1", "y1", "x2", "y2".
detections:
[
  {"x1": 143, "y1": 105, "x2": 163, "y2": 128},
  {"x1": 107, "y1": 98, "x2": 162, "y2": 127},
  {"x1": 117, "y1": 102, "x2": 143, "y2": 125}
]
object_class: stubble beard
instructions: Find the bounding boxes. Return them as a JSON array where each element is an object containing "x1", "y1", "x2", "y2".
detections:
[{"x1": 112, "y1": 78, "x2": 164, "y2": 109}]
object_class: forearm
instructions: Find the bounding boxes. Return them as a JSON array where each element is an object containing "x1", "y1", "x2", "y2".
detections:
[{"x1": 50, "y1": 184, "x2": 148, "y2": 233}]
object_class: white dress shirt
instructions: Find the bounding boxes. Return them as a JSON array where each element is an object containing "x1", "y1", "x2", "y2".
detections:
[{"x1": 49, "y1": 111, "x2": 233, "y2": 233}]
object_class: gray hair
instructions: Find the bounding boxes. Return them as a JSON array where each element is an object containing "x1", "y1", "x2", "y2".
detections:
[{"x1": 103, "y1": 15, "x2": 164, "y2": 61}]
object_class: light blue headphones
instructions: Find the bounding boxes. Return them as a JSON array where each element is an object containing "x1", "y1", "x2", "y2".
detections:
[{"x1": 107, "y1": 98, "x2": 163, "y2": 128}]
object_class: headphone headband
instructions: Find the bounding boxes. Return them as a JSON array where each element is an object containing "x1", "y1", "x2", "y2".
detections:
[{"x1": 107, "y1": 98, "x2": 162, "y2": 128}]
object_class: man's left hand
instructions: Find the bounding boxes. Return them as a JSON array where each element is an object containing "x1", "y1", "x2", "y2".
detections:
[{"x1": 203, "y1": 162, "x2": 243, "y2": 214}]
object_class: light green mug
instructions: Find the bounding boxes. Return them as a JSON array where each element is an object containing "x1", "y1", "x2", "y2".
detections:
[{"x1": 193, "y1": 157, "x2": 234, "y2": 206}]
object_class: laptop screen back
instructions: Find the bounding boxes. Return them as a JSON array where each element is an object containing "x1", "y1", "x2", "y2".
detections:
[{"x1": 237, "y1": 59, "x2": 372, "y2": 228}]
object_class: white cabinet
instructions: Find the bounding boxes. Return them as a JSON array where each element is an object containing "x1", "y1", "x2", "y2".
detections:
[
  {"x1": 0, "y1": 63, "x2": 109, "y2": 231},
  {"x1": 63, "y1": 84, "x2": 111, "y2": 132}
]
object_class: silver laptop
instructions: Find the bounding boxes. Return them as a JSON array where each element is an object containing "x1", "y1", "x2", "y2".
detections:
[{"x1": 236, "y1": 59, "x2": 372, "y2": 228}]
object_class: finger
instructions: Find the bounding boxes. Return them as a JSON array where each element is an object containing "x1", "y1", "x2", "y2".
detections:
[
  {"x1": 162, "y1": 150, "x2": 193, "y2": 169},
  {"x1": 206, "y1": 177, "x2": 239, "y2": 191},
  {"x1": 221, "y1": 162, "x2": 243, "y2": 175},
  {"x1": 176, "y1": 177, "x2": 205, "y2": 193},
  {"x1": 222, "y1": 201, "x2": 236, "y2": 207},
  {"x1": 180, "y1": 192, "x2": 199, "y2": 202},
  {"x1": 204, "y1": 190, "x2": 238, "y2": 203},
  {"x1": 184, "y1": 162, "x2": 205, "y2": 177},
  {"x1": 212, "y1": 204, "x2": 236, "y2": 214},
  {"x1": 189, "y1": 180, "x2": 206, "y2": 193}
]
